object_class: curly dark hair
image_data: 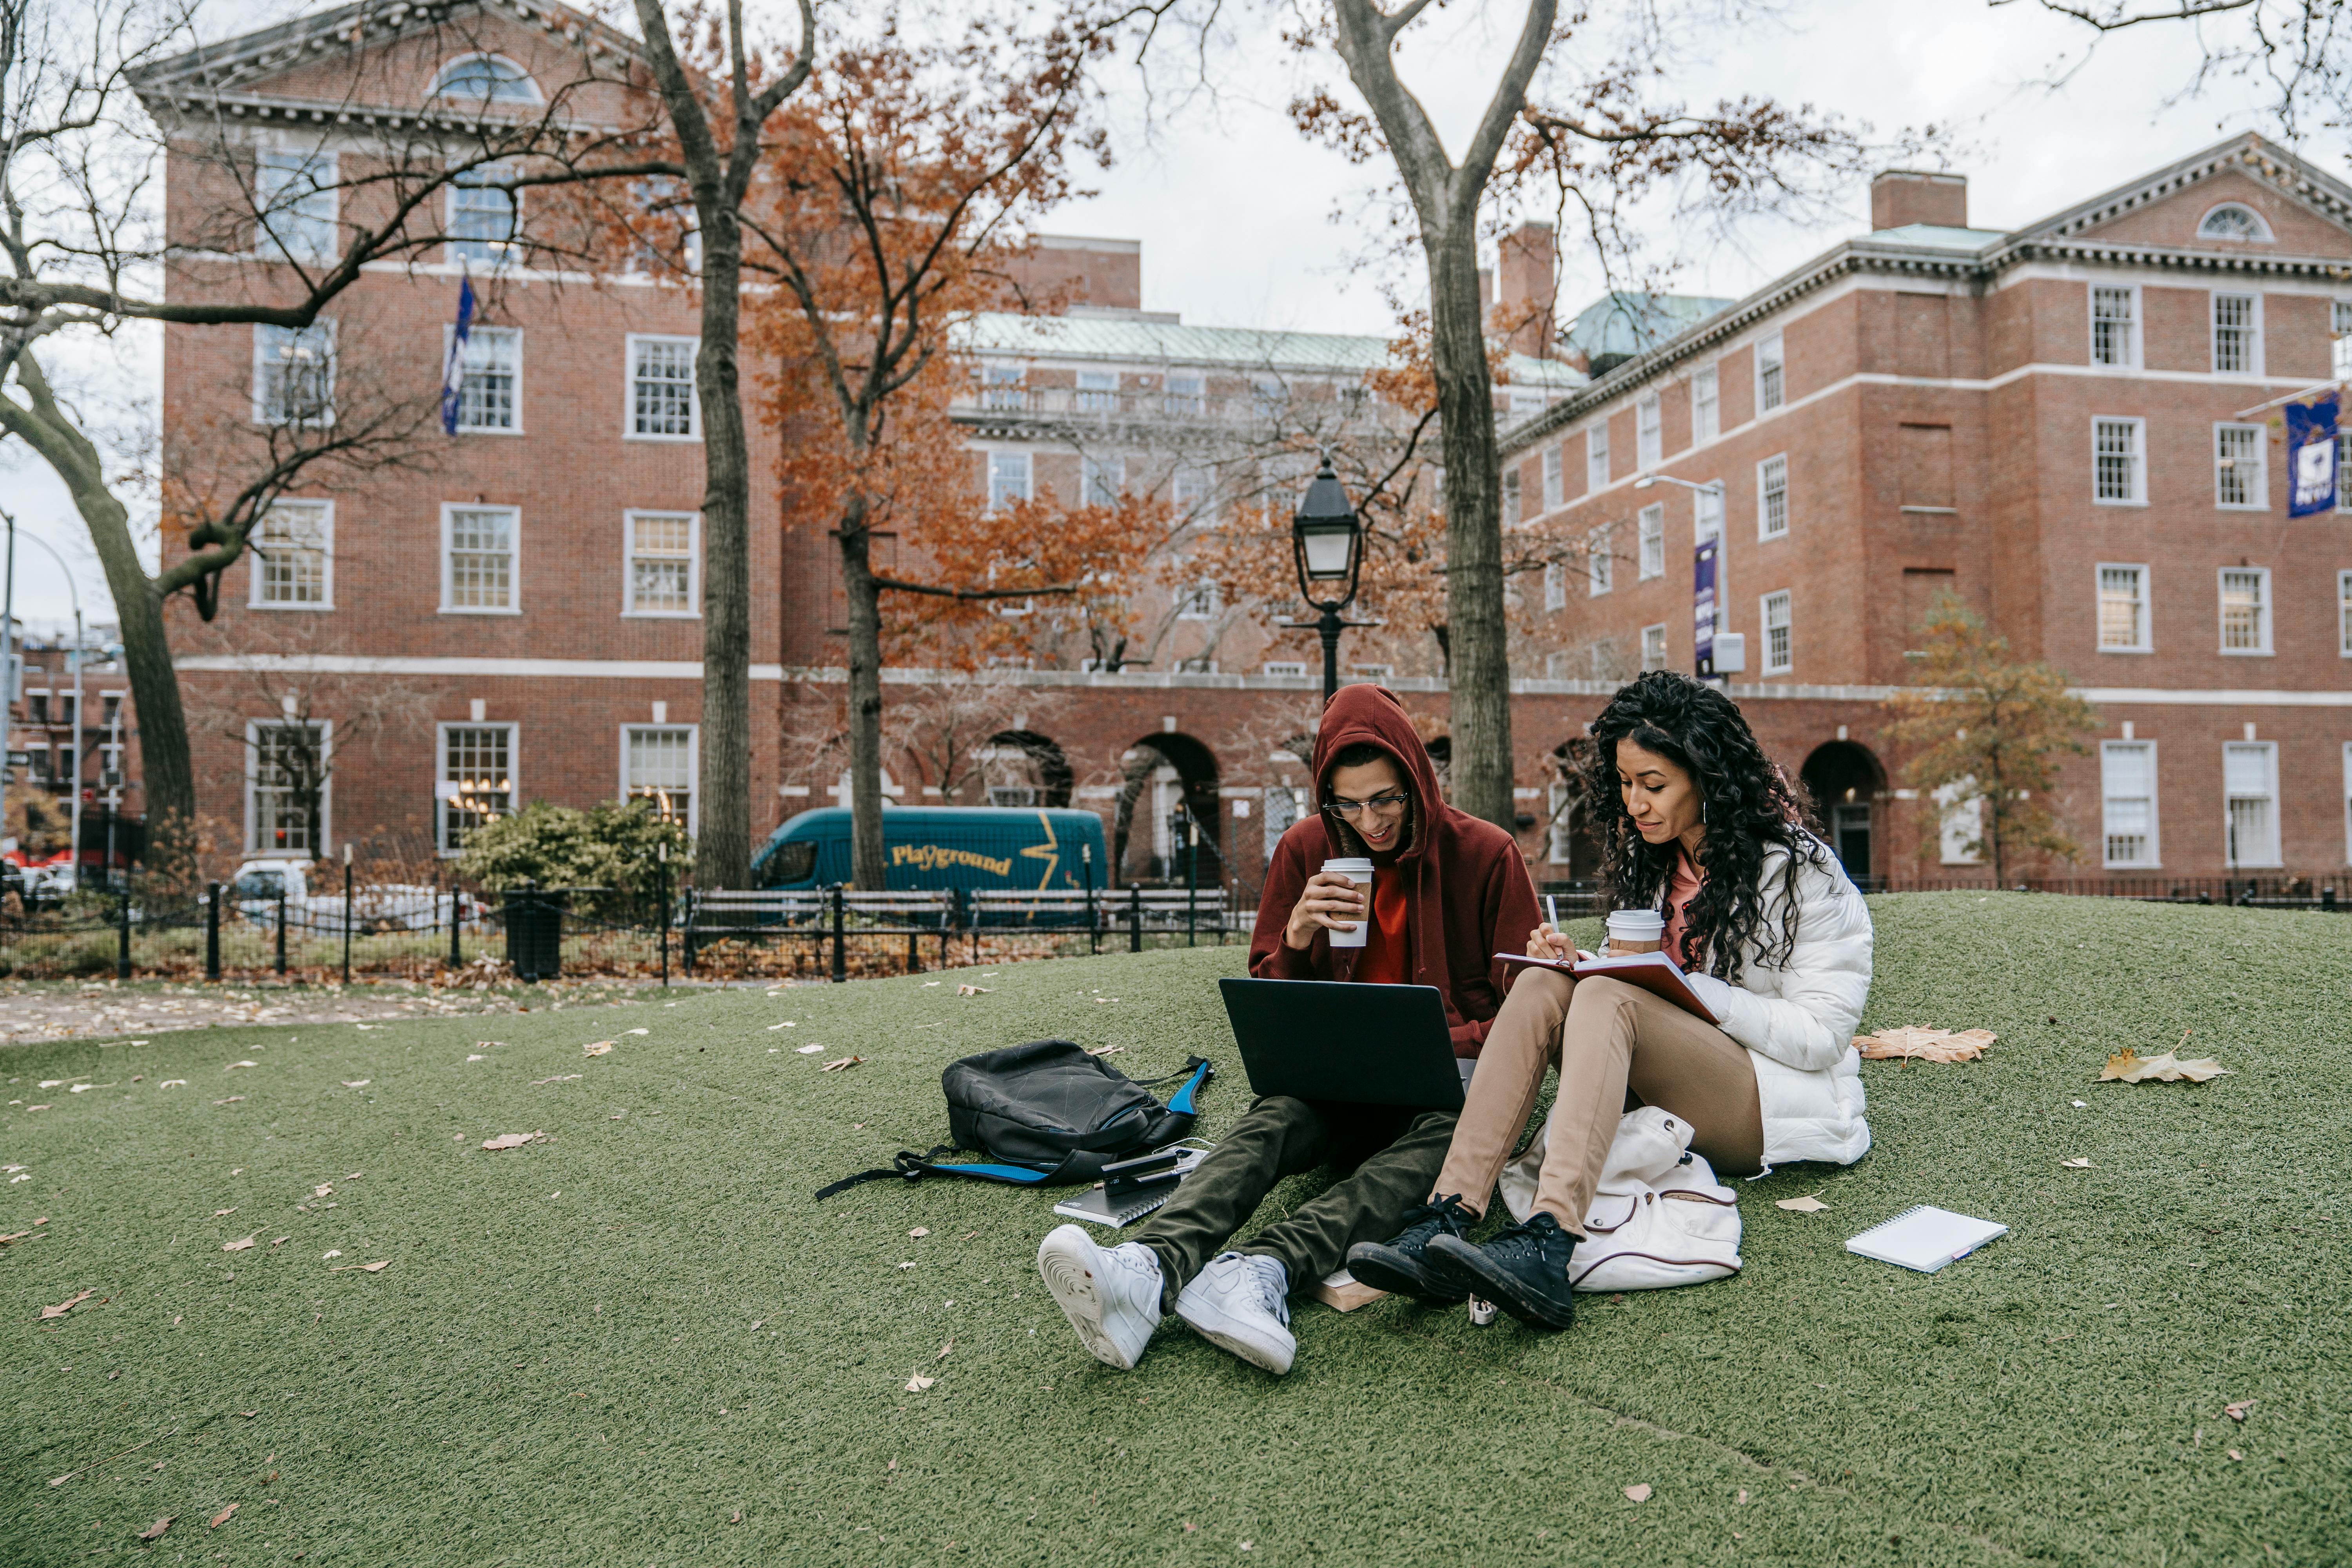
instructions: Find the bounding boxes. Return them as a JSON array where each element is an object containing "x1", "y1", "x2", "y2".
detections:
[{"x1": 1581, "y1": 670, "x2": 1828, "y2": 982}]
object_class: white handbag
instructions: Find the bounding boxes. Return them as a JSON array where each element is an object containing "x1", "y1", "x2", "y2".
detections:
[{"x1": 1496, "y1": 1103, "x2": 1743, "y2": 1292}]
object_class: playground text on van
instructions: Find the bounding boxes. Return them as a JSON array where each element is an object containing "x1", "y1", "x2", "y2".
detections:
[{"x1": 890, "y1": 843, "x2": 1015, "y2": 877}]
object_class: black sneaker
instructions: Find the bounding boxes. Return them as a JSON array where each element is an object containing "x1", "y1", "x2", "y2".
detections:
[
  {"x1": 1346, "y1": 1194, "x2": 1477, "y2": 1303},
  {"x1": 1427, "y1": 1212, "x2": 1578, "y2": 1330}
]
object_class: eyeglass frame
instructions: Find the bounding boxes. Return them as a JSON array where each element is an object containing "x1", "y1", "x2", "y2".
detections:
[{"x1": 1325, "y1": 790, "x2": 1410, "y2": 818}]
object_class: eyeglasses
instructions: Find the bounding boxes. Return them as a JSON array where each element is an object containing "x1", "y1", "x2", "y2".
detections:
[{"x1": 1327, "y1": 791, "x2": 1410, "y2": 817}]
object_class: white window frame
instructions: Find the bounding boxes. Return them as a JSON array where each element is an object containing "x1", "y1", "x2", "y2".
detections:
[
  {"x1": 1586, "y1": 424, "x2": 1610, "y2": 493},
  {"x1": 1756, "y1": 330, "x2": 1786, "y2": 414},
  {"x1": 621, "y1": 724, "x2": 699, "y2": 835},
  {"x1": 436, "y1": 721, "x2": 517, "y2": 856},
  {"x1": 1176, "y1": 576, "x2": 1221, "y2": 621},
  {"x1": 2197, "y1": 203, "x2": 2274, "y2": 243},
  {"x1": 1761, "y1": 589, "x2": 1792, "y2": 674},
  {"x1": 1757, "y1": 454, "x2": 1789, "y2": 539},
  {"x1": 1501, "y1": 468, "x2": 1521, "y2": 528},
  {"x1": 2095, "y1": 562, "x2": 2150, "y2": 653},
  {"x1": 2210, "y1": 291, "x2": 2263, "y2": 377},
  {"x1": 2090, "y1": 283, "x2": 2141, "y2": 370},
  {"x1": 987, "y1": 450, "x2": 1032, "y2": 510},
  {"x1": 446, "y1": 163, "x2": 519, "y2": 267},
  {"x1": 1692, "y1": 364, "x2": 1719, "y2": 443},
  {"x1": 445, "y1": 324, "x2": 522, "y2": 434},
  {"x1": 1641, "y1": 622, "x2": 1668, "y2": 671},
  {"x1": 255, "y1": 147, "x2": 338, "y2": 262},
  {"x1": 2100, "y1": 739, "x2": 2160, "y2": 869},
  {"x1": 1636, "y1": 393, "x2": 1662, "y2": 470},
  {"x1": 2213, "y1": 423, "x2": 2267, "y2": 510},
  {"x1": 2218, "y1": 567, "x2": 2272, "y2": 655},
  {"x1": 1637, "y1": 504, "x2": 1665, "y2": 579},
  {"x1": 622, "y1": 510, "x2": 701, "y2": 619},
  {"x1": 249, "y1": 499, "x2": 334, "y2": 611},
  {"x1": 2093, "y1": 417, "x2": 2146, "y2": 505},
  {"x1": 1259, "y1": 661, "x2": 1307, "y2": 679},
  {"x1": 251, "y1": 321, "x2": 336, "y2": 427},
  {"x1": 2223, "y1": 740, "x2": 2281, "y2": 869},
  {"x1": 1587, "y1": 528, "x2": 1612, "y2": 597},
  {"x1": 624, "y1": 334, "x2": 700, "y2": 441},
  {"x1": 431, "y1": 52, "x2": 543, "y2": 102},
  {"x1": 2339, "y1": 569, "x2": 2352, "y2": 657},
  {"x1": 1081, "y1": 452, "x2": 1123, "y2": 506},
  {"x1": 1935, "y1": 780, "x2": 1983, "y2": 866},
  {"x1": 1543, "y1": 445, "x2": 1564, "y2": 510},
  {"x1": 244, "y1": 718, "x2": 330, "y2": 858},
  {"x1": 1547, "y1": 778, "x2": 1574, "y2": 864},
  {"x1": 439, "y1": 503, "x2": 521, "y2": 615},
  {"x1": 2334, "y1": 301, "x2": 2352, "y2": 381},
  {"x1": 1074, "y1": 369, "x2": 1119, "y2": 413},
  {"x1": 1694, "y1": 483, "x2": 1724, "y2": 544},
  {"x1": 1543, "y1": 559, "x2": 1567, "y2": 611}
]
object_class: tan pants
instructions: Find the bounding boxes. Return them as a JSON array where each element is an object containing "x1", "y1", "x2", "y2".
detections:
[{"x1": 1432, "y1": 969, "x2": 1765, "y2": 1234}]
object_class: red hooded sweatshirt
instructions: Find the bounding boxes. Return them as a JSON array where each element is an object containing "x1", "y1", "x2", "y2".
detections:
[{"x1": 1248, "y1": 685, "x2": 1543, "y2": 1058}]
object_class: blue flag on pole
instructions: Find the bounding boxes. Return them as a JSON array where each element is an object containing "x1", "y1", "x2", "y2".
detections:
[
  {"x1": 1693, "y1": 539, "x2": 1719, "y2": 677},
  {"x1": 439, "y1": 274, "x2": 477, "y2": 435},
  {"x1": 2286, "y1": 394, "x2": 2338, "y2": 517}
]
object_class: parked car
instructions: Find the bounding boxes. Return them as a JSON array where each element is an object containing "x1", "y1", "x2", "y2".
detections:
[
  {"x1": 228, "y1": 859, "x2": 485, "y2": 931},
  {"x1": 750, "y1": 806, "x2": 1109, "y2": 895}
]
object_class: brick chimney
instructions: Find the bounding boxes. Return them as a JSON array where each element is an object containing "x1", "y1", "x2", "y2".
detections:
[
  {"x1": 1870, "y1": 170, "x2": 1967, "y2": 232},
  {"x1": 1490, "y1": 221, "x2": 1557, "y2": 358}
]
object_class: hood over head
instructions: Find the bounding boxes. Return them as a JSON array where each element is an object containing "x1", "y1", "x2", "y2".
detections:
[{"x1": 1310, "y1": 684, "x2": 1447, "y2": 861}]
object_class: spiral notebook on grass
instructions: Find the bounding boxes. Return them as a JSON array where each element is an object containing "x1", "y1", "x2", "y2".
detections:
[
  {"x1": 1050, "y1": 1146, "x2": 1209, "y2": 1228},
  {"x1": 1845, "y1": 1205, "x2": 2007, "y2": 1274}
]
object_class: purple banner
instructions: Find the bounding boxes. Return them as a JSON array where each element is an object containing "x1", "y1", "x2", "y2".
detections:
[
  {"x1": 2286, "y1": 393, "x2": 2338, "y2": 517},
  {"x1": 1693, "y1": 539, "x2": 1719, "y2": 677}
]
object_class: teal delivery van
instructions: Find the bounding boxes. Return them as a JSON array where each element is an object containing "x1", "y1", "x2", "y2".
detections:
[{"x1": 751, "y1": 807, "x2": 1108, "y2": 895}]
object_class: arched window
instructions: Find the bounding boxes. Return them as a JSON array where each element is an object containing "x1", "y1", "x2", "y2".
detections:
[
  {"x1": 2196, "y1": 203, "x2": 2273, "y2": 243},
  {"x1": 431, "y1": 54, "x2": 541, "y2": 103}
]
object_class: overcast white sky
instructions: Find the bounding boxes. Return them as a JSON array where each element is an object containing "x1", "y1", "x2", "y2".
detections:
[{"x1": 1, "y1": 0, "x2": 2314, "y2": 633}]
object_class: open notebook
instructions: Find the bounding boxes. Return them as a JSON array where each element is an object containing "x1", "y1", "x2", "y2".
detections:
[
  {"x1": 1845, "y1": 1206, "x2": 2008, "y2": 1274},
  {"x1": 1496, "y1": 949, "x2": 1717, "y2": 1022}
]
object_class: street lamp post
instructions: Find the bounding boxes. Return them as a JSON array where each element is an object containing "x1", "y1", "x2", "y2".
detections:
[{"x1": 1290, "y1": 458, "x2": 1367, "y2": 702}]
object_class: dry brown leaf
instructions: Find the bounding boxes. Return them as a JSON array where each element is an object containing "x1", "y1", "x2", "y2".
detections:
[
  {"x1": 532, "y1": 1074, "x2": 582, "y2": 1086},
  {"x1": 909, "y1": 1227, "x2": 930, "y2": 1238},
  {"x1": 1736, "y1": 1489, "x2": 1749, "y2": 1505},
  {"x1": 340, "y1": 1080, "x2": 370, "y2": 1089},
  {"x1": 1624, "y1": 1484, "x2": 1653, "y2": 1503},
  {"x1": 624, "y1": 1028, "x2": 650, "y2": 1036},
  {"x1": 2228, "y1": 1449, "x2": 2243, "y2": 1462},
  {"x1": 223, "y1": 1061, "x2": 259, "y2": 1071},
  {"x1": 583, "y1": 1042, "x2": 615, "y2": 1057},
  {"x1": 2226, "y1": 1398, "x2": 2256, "y2": 1421},
  {"x1": 2060, "y1": 1158, "x2": 2093, "y2": 1169},
  {"x1": 38, "y1": 1288, "x2": 95, "y2": 1320},
  {"x1": 481, "y1": 1132, "x2": 543, "y2": 1151},
  {"x1": 1774, "y1": 1194, "x2": 1830, "y2": 1212},
  {"x1": 955, "y1": 985, "x2": 992, "y2": 996},
  {"x1": 936, "y1": 1338, "x2": 954, "y2": 1360},
  {"x1": 2100, "y1": 1049, "x2": 2231, "y2": 1083},
  {"x1": 1854, "y1": 1026, "x2": 1997, "y2": 1063},
  {"x1": 330, "y1": 1261, "x2": 391, "y2": 1274},
  {"x1": 905, "y1": 1374, "x2": 935, "y2": 1392},
  {"x1": 795, "y1": 1044, "x2": 824, "y2": 1055},
  {"x1": 819, "y1": 1056, "x2": 864, "y2": 1073},
  {"x1": 1085, "y1": 1044, "x2": 1124, "y2": 1057},
  {"x1": 212, "y1": 1096, "x2": 245, "y2": 1106},
  {"x1": 136, "y1": 1516, "x2": 174, "y2": 1541},
  {"x1": 223, "y1": 1237, "x2": 257, "y2": 1252},
  {"x1": 213, "y1": 1208, "x2": 236, "y2": 1217},
  {"x1": 313, "y1": 1184, "x2": 333, "y2": 1198},
  {"x1": 208, "y1": 1503, "x2": 238, "y2": 1528},
  {"x1": 0, "y1": 1230, "x2": 42, "y2": 1247}
]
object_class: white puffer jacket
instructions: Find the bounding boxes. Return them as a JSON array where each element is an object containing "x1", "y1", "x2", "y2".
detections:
[{"x1": 1702, "y1": 839, "x2": 1873, "y2": 1166}]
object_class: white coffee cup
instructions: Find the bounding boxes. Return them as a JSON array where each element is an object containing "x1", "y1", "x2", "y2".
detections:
[
  {"x1": 1321, "y1": 857, "x2": 1374, "y2": 947},
  {"x1": 1605, "y1": 907, "x2": 1665, "y2": 955}
]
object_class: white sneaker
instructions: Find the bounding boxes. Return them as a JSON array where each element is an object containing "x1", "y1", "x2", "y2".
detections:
[
  {"x1": 1174, "y1": 1252, "x2": 1296, "y2": 1375},
  {"x1": 1037, "y1": 1224, "x2": 1162, "y2": 1370}
]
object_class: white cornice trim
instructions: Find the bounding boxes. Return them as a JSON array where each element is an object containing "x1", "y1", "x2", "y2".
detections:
[{"x1": 175, "y1": 654, "x2": 786, "y2": 681}]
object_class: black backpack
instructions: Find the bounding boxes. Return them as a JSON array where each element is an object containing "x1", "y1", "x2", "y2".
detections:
[{"x1": 814, "y1": 1040, "x2": 1213, "y2": 1199}]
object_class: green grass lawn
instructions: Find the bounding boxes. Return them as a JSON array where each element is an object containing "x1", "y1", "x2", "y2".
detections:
[{"x1": 4, "y1": 893, "x2": 2347, "y2": 1566}]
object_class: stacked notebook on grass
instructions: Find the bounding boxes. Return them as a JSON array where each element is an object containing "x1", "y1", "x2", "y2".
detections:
[{"x1": 1050, "y1": 1146, "x2": 1209, "y2": 1228}]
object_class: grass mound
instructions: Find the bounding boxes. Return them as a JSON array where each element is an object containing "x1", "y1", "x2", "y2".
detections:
[{"x1": 4, "y1": 893, "x2": 2346, "y2": 1564}]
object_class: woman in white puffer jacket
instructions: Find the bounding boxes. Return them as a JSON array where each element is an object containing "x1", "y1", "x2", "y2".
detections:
[{"x1": 1346, "y1": 671, "x2": 1871, "y2": 1330}]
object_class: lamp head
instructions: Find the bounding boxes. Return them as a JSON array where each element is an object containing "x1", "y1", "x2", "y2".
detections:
[{"x1": 1291, "y1": 457, "x2": 1361, "y2": 592}]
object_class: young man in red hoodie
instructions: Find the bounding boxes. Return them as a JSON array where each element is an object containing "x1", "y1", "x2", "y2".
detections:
[{"x1": 1036, "y1": 684, "x2": 1541, "y2": 1374}]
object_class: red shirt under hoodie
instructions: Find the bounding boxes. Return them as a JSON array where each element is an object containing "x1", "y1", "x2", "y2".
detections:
[{"x1": 1248, "y1": 685, "x2": 1543, "y2": 1058}]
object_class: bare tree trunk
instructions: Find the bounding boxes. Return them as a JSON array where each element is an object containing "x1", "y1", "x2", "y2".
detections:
[
  {"x1": 691, "y1": 211, "x2": 754, "y2": 889},
  {"x1": 1330, "y1": 0, "x2": 1555, "y2": 833},
  {"x1": 837, "y1": 493, "x2": 887, "y2": 889}
]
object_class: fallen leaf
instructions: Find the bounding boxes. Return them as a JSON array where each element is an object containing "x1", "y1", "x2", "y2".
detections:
[
  {"x1": 137, "y1": 1516, "x2": 174, "y2": 1541},
  {"x1": 330, "y1": 1261, "x2": 391, "y2": 1274},
  {"x1": 2226, "y1": 1398, "x2": 2256, "y2": 1422},
  {"x1": 795, "y1": 1044, "x2": 824, "y2": 1055},
  {"x1": 936, "y1": 1338, "x2": 954, "y2": 1360},
  {"x1": 2100, "y1": 1049, "x2": 2232, "y2": 1084},
  {"x1": 583, "y1": 1041, "x2": 615, "y2": 1056},
  {"x1": 898, "y1": 1261, "x2": 915, "y2": 1270},
  {"x1": 909, "y1": 1227, "x2": 931, "y2": 1238},
  {"x1": 212, "y1": 1096, "x2": 245, "y2": 1106},
  {"x1": 955, "y1": 985, "x2": 992, "y2": 996},
  {"x1": 768, "y1": 1020, "x2": 798, "y2": 1029},
  {"x1": 223, "y1": 1061, "x2": 259, "y2": 1071},
  {"x1": 208, "y1": 1503, "x2": 238, "y2": 1528},
  {"x1": 159, "y1": 1080, "x2": 187, "y2": 1089},
  {"x1": 37, "y1": 1080, "x2": 67, "y2": 1089},
  {"x1": 730, "y1": 1509, "x2": 742, "y2": 1523},
  {"x1": 1854, "y1": 1026, "x2": 1996, "y2": 1063},
  {"x1": 271, "y1": 1237, "x2": 290, "y2": 1247},
  {"x1": 322, "y1": 1250, "x2": 341, "y2": 1259},
  {"x1": 2229, "y1": 1449, "x2": 2243, "y2": 1462},
  {"x1": 25, "y1": 1105, "x2": 52, "y2": 1112},
  {"x1": 1085, "y1": 1044, "x2": 1124, "y2": 1056},
  {"x1": 624, "y1": 1028, "x2": 650, "y2": 1036},
  {"x1": 481, "y1": 1132, "x2": 543, "y2": 1150},
  {"x1": 532, "y1": 1074, "x2": 582, "y2": 1085},
  {"x1": 340, "y1": 1080, "x2": 370, "y2": 1089},
  {"x1": 213, "y1": 1208, "x2": 237, "y2": 1217},
  {"x1": 223, "y1": 1237, "x2": 257, "y2": 1252},
  {"x1": 38, "y1": 1288, "x2": 96, "y2": 1319},
  {"x1": 905, "y1": 1374, "x2": 935, "y2": 1392},
  {"x1": 0, "y1": 1230, "x2": 44, "y2": 1247},
  {"x1": 819, "y1": 1056, "x2": 864, "y2": 1072},
  {"x1": 313, "y1": 1184, "x2": 334, "y2": 1198},
  {"x1": 476, "y1": 1041, "x2": 504, "y2": 1049},
  {"x1": 1736, "y1": 1489, "x2": 1749, "y2": 1505},
  {"x1": 1775, "y1": 1194, "x2": 1830, "y2": 1212},
  {"x1": 1624, "y1": 1484, "x2": 1652, "y2": 1503}
]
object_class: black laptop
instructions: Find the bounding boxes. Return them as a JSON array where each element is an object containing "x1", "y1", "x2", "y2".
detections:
[{"x1": 1216, "y1": 978, "x2": 1466, "y2": 1111}]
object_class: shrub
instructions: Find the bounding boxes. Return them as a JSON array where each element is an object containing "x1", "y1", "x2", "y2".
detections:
[{"x1": 454, "y1": 800, "x2": 691, "y2": 917}]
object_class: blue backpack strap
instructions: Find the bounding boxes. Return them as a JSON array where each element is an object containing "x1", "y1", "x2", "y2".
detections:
[
  {"x1": 813, "y1": 1144, "x2": 1056, "y2": 1201},
  {"x1": 1165, "y1": 1056, "x2": 1213, "y2": 1116}
]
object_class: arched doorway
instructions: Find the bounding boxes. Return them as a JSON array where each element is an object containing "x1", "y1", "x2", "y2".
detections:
[
  {"x1": 1800, "y1": 740, "x2": 1886, "y2": 882},
  {"x1": 1541, "y1": 739, "x2": 1604, "y2": 882},
  {"x1": 982, "y1": 730, "x2": 1073, "y2": 808},
  {"x1": 1113, "y1": 732, "x2": 1221, "y2": 883}
]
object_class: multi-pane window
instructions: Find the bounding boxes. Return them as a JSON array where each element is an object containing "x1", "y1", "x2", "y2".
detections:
[
  {"x1": 2101, "y1": 741, "x2": 2158, "y2": 867},
  {"x1": 1081, "y1": 453, "x2": 1122, "y2": 506},
  {"x1": 1637, "y1": 504, "x2": 1665, "y2": 579},
  {"x1": 2340, "y1": 570, "x2": 2352, "y2": 656},
  {"x1": 1692, "y1": 366, "x2": 1719, "y2": 442},
  {"x1": 2091, "y1": 286, "x2": 2137, "y2": 368},
  {"x1": 980, "y1": 365, "x2": 1027, "y2": 410},
  {"x1": 624, "y1": 726, "x2": 696, "y2": 829},
  {"x1": 1936, "y1": 781, "x2": 1983, "y2": 865},
  {"x1": 2334, "y1": 301, "x2": 2352, "y2": 380},
  {"x1": 1756, "y1": 331, "x2": 1786, "y2": 412},
  {"x1": 443, "y1": 506, "x2": 518, "y2": 612},
  {"x1": 1249, "y1": 376, "x2": 1287, "y2": 417},
  {"x1": 1636, "y1": 394, "x2": 1662, "y2": 469},
  {"x1": 250, "y1": 721, "x2": 325, "y2": 855},
  {"x1": 448, "y1": 165, "x2": 518, "y2": 265},
  {"x1": 1757, "y1": 454, "x2": 1789, "y2": 539},
  {"x1": 252, "y1": 501, "x2": 331, "y2": 608},
  {"x1": 1641, "y1": 622, "x2": 1668, "y2": 671},
  {"x1": 1543, "y1": 560, "x2": 1567, "y2": 612},
  {"x1": 255, "y1": 149, "x2": 337, "y2": 261},
  {"x1": 1176, "y1": 577, "x2": 1221, "y2": 621},
  {"x1": 253, "y1": 322, "x2": 336, "y2": 425},
  {"x1": 1587, "y1": 527, "x2": 1612, "y2": 596},
  {"x1": 1162, "y1": 374, "x2": 1203, "y2": 416},
  {"x1": 987, "y1": 451, "x2": 1031, "y2": 510},
  {"x1": 1501, "y1": 468, "x2": 1521, "y2": 527},
  {"x1": 1586, "y1": 425, "x2": 1610, "y2": 492},
  {"x1": 1762, "y1": 590, "x2": 1792, "y2": 673},
  {"x1": 1169, "y1": 464, "x2": 1207, "y2": 508},
  {"x1": 2219, "y1": 568, "x2": 2271, "y2": 653},
  {"x1": 1075, "y1": 370, "x2": 1118, "y2": 412},
  {"x1": 1694, "y1": 484, "x2": 1723, "y2": 543},
  {"x1": 2223, "y1": 741, "x2": 2279, "y2": 867},
  {"x1": 1547, "y1": 779, "x2": 1574, "y2": 864},
  {"x1": 438, "y1": 724, "x2": 514, "y2": 853},
  {"x1": 453, "y1": 327, "x2": 519, "y2": 432},
  {"x1": 2211, "y1": 292, "x2": 2259, "y2": 374},
  {"x1": 1543, "y1": 445, "x2": 1564, "y2": 509},
  {"x1": 628, "y1": 337, "x2": 697, "y2": 438},
  {"x1": 2094, "y1": 417, "x2": 2144, "y2": 503},
  {"x1": 2214, "y1": 424, "x2": 2266, "y2": 508},
  {"x1": 2096, "y1": 564, "x2": 2148, "y2": 651},
  {"x1": 625, "y1": 512, "x2": 697, "y2": 615}
]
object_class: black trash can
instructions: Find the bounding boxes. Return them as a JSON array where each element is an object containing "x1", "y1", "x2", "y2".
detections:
[{"x1": 503, "y1": 886, "x2": 563, "y2": 982}]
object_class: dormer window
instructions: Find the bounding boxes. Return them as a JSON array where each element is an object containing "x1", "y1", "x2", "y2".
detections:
[
  {"x1": 2196, "y1": 203, "x2": 2273, "y2": 243},
  {"x1": 432, "y1": 54, "x2": 541, "y2": 103}
]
